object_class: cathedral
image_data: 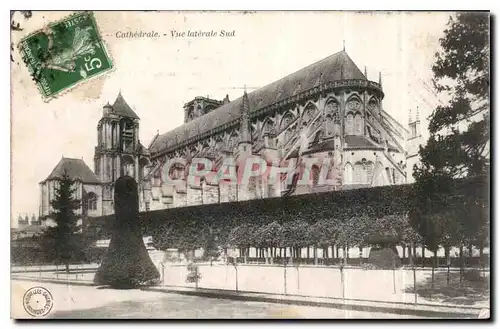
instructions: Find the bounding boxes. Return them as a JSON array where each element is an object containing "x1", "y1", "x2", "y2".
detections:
[{"x1": 39, "y1": 49, "x2": 417, "y2": 220}]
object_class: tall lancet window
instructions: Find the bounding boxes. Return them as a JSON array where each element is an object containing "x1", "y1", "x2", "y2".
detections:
[
  {"x1": 86, "y1": 193, "x2": 98, "y2": 211},
  {"x1": 354, "y1": 113, "x2": 363, "y2": 135},
  {"x1": 345, "y1": 114, "x2": 354, "y2": 135},
  {"x1": 311, "y1": 165, "x2": 321, "y2": 186},
  {"x1": 120, "y1": 119, "x2": 135, "y2": 152},
  {"x1": 344, "y1": 163, "x2": 353, "y2": 184},
  {"x1": 366, "y1": 162, "x2": 374, "y2": 184},
  {"x1": 354, "y1": 163, "x2": 363, "y2": 184}
]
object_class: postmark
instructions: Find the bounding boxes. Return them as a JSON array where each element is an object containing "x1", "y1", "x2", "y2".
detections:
[
  {"x1": 17, "y1": 11, "x2": 113, "y2": 100},
  {"x1": 22, "y1": 286, "x2": 54, "y2": 317}
]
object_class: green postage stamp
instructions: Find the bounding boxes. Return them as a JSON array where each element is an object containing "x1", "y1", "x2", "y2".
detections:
[{"x1": 18, "y1": 11, "x2": 113, "y2": 100}]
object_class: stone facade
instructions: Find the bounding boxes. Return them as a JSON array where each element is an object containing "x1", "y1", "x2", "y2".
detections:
[
  {"x1": 39, "y1": 49, "x2": 413, "y2": 218},
  {"x1": 144, "y1": 50, "x2": 409, "y2": 211}
]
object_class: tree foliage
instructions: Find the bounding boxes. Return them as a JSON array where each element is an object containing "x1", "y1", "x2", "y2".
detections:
[
  {"x1": 227, "y1": 223, "x2": 257, "y2": 249},
  {"x1": 254, "y1": 221, "x2": 282, "y2": 248},
  {"x1": 281, "y1": 220, "x2": 310, "y2": 248},
  {"x1": 43, "y1": 170, "x2": 82, "y2": 271},
  {"x1": 412, "y1": 13, "x2": 490, "y2": 253},
  {"x1": 421, "y1": 12, "x2": 490, "y2": 178}
]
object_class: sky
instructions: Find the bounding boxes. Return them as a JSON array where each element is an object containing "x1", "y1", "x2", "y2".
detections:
[{"x1": 11, "y1": 11, "x2": 453, "y2": 224}]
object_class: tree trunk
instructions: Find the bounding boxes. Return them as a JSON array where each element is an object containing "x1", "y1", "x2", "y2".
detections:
[
  {"x1": 444, "y1": 246, "x2": 450, "y2": 266},
  {"x1": 314, "y1": 246, "x2": 318, "y2": 265},
  {"x1": 65, "y1": 262, "x2": 69, "y2": 274},
  {"x1": 479, "y1": 242, "x2": 484, "y2": 270},
  {"x1": 459, "y1": 245, "x2": 464, "y2": 282},
  {"x1": 421, "y1": 246, "x2": 425, "y2": 267},
  {"x1": 413, "y1": 245, "x2": 417, "y2": 266},
  {"x1": 408, "y1": 244, "x2": 413, "y2": 266},
  {"x1": 307, "y1": 247, "x2": 310, "y2": 261},
  {"x1": 468, "y1": 244, "x2": 474, "y2": 267},
  {"x1": 359, "y1": 247, "x2": 363, "y2": 265},
  {"x1": 432, "y1": 248, "x2": 438, "y2": 288},
  {"x1": 445, "y1": 246, "x2": 451, "y2": 285},
  {"x1": 344, "y1": 244, "x2": 348, "y2": 266},
  {"x1": 402, "y1": 244, "x2": 406, "y2": 262}
]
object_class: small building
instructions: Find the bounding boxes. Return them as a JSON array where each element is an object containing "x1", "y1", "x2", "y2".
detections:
[{"x1": 39, "y1": 157, "x2": 102, "y2": 224}]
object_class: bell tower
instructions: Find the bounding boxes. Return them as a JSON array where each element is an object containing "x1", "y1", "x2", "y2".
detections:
[{"x1": 94, "y1": 92, "x2": 145, "y2": 214}]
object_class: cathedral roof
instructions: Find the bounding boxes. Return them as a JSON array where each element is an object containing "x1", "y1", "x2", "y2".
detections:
[
  {"x1": 110, "y1": 92, "x2": 140, "y2": 119},
  {"x1": 42, "y1": 157, "x2": 101, "y2": 184},
  {"x1": 149, "y1": 50, "x2": 366, "y2": 155},
  {"x1": 344, "y1": 135, "x2": 383, "y2": 150}
]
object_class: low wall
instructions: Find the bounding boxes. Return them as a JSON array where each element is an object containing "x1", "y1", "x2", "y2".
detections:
[{"x1": 159, "y1": 263, "x2": 490, "y2": 307}]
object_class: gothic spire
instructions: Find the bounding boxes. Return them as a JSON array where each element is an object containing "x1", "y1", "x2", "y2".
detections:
[
  {"x1": 241, "y1": 88, "x2": 249, "y2": 114},
  {"x1": 364, "y1": 66, "x2": 368, "y2": 79},
  {"x1": 409, "y1": 109, "x2": 412, "y2": 124},
  {"x1": 378, "y1": 71, "x2": 382, "y2": 86},
  {"x1": 239, "y1": 89, "x2": 251, "y2": 143}
]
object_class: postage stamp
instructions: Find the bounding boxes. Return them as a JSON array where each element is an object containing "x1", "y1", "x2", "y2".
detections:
[{"x1": 17, "y1": 11, "x2": 113, "y2": 100}]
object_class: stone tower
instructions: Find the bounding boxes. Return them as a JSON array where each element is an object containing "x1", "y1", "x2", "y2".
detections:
[{"x1": 94, "y1": 92, "x2": 149, "y2": 214}]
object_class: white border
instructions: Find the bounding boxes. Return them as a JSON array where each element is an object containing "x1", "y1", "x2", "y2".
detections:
[{"x1": 3, "y1": 1, "x2": 497, "y2": 328}]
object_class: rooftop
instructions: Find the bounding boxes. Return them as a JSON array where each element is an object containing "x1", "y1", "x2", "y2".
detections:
[
  {"x1": 42, "y1": 157, "x2": 101, "y2": 184},
  {"x1": 149, "y1": 50, "x2": 370, "y2": 155},
  {"x1": 106, "y1": 92, "x2": 140, "y2": 119}
]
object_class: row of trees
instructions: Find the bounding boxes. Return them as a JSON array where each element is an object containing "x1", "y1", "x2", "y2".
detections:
[{"x1": 226, "y1": 215, "x2": 419, "y2": 265}]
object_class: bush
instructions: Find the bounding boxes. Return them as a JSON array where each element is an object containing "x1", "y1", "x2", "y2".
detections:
[
  {"x1": 367, "y1": 247, "x2": 401, "y2": 269},
  {"x1": 94, "y1": 177, "x2": 160, "y2": 288},
  {"x1": 186, "y1": 263, "x2": 202, "y2": 283},
  {"x1": 463, "y1": 269, "x2": 484, "y2": 282}
]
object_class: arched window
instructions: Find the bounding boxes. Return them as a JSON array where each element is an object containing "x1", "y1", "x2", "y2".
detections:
[
  {"x1": 354, "y1": 163, "x2": 363, "y2": 184},
  {"x1": 281, "y1": 112, "x2": 295, "y2": 131},
  {"x1": 302, "y1": 104, "x2": 318, "y2": 127},
  {"x1": 354, "y1": 113, "x2": 363, "y2": 135},
  {"x1": 187, "y1": 106, "x2": 194, "y2": 121},
  {"x1": 345, "y1": 113, "x2": 354, "y2": 135},
  {"x1": 262, "y1": 119, "x2": 274, "y2": 136},
  {"x1": 367, "y1": 98, "x2": 378, "y2": 112},
  {"x1": 227, "y1": 133, "x2": 238, "y2": 150},
  {"x1": 344, "y1": 163, "x2": 353, "y2": 184},
  {"x1": 86, "y1": 193, "x2": 97, "y2": 211},
  {"x1": 311, "y1": 165, "x2": 321, "y2": 186},
  {"x1": 120, "y1": 118, "x2": 135, "y2": 152},
  {"x1": 366, "y1": 162, "x2": 374, "y2": 184},
  {"x1": 121, "y1": 155, "x2": 135, "y2": 178}
]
